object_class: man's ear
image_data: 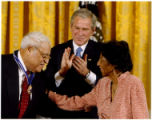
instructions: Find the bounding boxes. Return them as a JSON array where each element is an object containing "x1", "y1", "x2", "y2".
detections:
[
  {"x1": 92, "y1": 27, "x2": 96, "y2": 35},
  {"x1": 26, "y1": 46, "x2": 34, "y2": 53}
]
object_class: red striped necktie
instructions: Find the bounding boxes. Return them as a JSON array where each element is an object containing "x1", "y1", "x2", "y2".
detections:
[{"x1": 18, "y1": 72, "x2": 30, "y2": 118}]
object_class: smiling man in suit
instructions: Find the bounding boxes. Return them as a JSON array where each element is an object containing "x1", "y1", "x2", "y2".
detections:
[
  {"x1": 44, "y1": 8, "x2": 102, "y2": 118},
  {"x1": 2, "y1": 32, "x2": 51, "y2": 118}
]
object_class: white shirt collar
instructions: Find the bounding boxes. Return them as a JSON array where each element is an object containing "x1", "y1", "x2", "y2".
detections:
[
  {"x1": 72, "y1": 40, "x2": 88, "y2": 56},
  {"x1": 18, "y1": 51, "x2": 29, "y2": 100},
  {"x1": 18, "y1": 51, "x2": 27, "y2": 72},
  {"x1": 18, "y1": 51, "x2": 33, "y2": 100}
]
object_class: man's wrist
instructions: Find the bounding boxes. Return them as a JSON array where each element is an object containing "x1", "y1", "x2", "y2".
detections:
[
  {"x1": 86, "y1": 70, "x2": 90, "y2": 79},
  {"x1": 59, "y1": 68, "x2": 67, "y2": 77},
  {"x1": 59, "y1": 69, "x2": 64, "y2": 77},
  {"x1": 84, "y1": 71, "x2": 97, "y2": 86}
]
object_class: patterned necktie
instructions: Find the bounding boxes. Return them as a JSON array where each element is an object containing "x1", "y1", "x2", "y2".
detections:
[
  {"x1": 76, "y1": 47, "x2": 83, "y2": 57},
  {"x1": 18, "y1": 72, "x2": 30, "y2": 118}
]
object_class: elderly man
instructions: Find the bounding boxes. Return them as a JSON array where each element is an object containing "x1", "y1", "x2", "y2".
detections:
[
  {"x1": 2, "y1": 32, "x2": 51, "y2": 118},
  {"x1": 44, "y1": 8, "x2": 102, "y2": 118}
]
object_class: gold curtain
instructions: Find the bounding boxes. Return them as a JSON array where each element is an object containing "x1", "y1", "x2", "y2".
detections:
[
  {"x1": 2, "y1": 1, "x2": 151, "y2": 112},
  {"x1": 2, "y1": 1, "x2": 24, "y2": 54},
  {"x1": 2, "y1": 1, "x2": 79, "y2": 53},
  {"x1": 29, "y1": 1, "x2": 79, "y2": 47},
  {"x1": 2, "y1": 2, "x2": 8, "y2": 54}
]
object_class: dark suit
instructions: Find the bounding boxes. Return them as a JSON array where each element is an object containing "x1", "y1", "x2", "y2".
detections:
[
  {"x1": 44, "y1": 40, "x2": 102, "y2": 118},
  {"x1": 1, "y1": 51, "x2": 48, "y2": 118}
]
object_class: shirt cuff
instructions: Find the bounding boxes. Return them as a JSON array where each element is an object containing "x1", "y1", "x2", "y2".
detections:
[
  {"x1": 55, "y1": 71, "x2": 64, "y2": 87},
  {"x1": 85, "y1": 71, "x2": 96, "y2": 86}
]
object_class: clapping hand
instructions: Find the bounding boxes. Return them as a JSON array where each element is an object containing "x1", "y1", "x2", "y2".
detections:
[
  {"x1": 59, "y1": 47, "x2": 75, "y2": 76},
  {"x1": 72, "y1": 54, "x2": 89, "y2": 76}
]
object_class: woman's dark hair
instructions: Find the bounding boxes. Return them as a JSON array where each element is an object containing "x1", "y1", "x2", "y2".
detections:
[{"x1": 100, "y1": 40, "x2": 133, "y2": 73}]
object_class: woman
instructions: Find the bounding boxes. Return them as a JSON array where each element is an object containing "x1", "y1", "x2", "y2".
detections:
[{"x1": 48, "y1": 40, "x2": 149, "y2": 119}]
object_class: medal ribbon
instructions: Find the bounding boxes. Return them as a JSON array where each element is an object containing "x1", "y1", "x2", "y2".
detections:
[{"x1": 13, "y1": 53, "x2": 35, "y2": 85}]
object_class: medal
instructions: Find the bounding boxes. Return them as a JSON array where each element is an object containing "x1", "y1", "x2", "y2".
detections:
[
  {"x1": 27, "y1": 85, "x2": 32, "y2": 94},
  {"x1": 13, "y1": 53, "x2": 35, "y2": 94}
]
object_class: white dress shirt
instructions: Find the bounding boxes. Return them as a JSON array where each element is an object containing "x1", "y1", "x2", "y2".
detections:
[
  {"x1": 18, "y1": 51, "x2": 32, "y2": 100},
  {"x1": 55, "y1": 41, "x2": 96, "y2": 87}
]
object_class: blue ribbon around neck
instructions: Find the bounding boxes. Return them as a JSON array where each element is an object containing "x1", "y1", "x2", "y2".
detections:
[{"x1": 13, "y1": 53, "x2": 35, "y2": 85}]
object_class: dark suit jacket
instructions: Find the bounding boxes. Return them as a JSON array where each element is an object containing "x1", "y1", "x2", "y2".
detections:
[
  {"x1": 1, "y1": 51, "x2": 47, "y2": 118},
  {"x1": 44, "y1": 40, "x2": 102, "y2": 118}
]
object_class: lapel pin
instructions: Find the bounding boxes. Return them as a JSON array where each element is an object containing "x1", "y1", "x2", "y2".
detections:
[{"x1": 88, "y1": 59, "x2": 92, "y2": 61}]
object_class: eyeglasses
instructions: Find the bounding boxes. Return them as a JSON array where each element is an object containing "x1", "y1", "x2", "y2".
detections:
[{"x1": 35, "y1": 47, "x2": 50, "y2": 60}]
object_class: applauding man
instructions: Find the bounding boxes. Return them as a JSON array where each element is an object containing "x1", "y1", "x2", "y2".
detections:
[{"x1": 44, "y1": 8, "x2": 101, "y2": 118}]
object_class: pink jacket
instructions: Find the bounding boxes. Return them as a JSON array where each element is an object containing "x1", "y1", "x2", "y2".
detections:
[{"x1": 49, "y1": 72, "x2": 149, "y2": 119}]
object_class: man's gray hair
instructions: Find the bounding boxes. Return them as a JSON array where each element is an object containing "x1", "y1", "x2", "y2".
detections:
[
  {"x1": 71, "y1": 8, "x2": 97, "y2": 30},
  {"x1": 21, "y1": 32, "x2": 51, "y2": 49}
]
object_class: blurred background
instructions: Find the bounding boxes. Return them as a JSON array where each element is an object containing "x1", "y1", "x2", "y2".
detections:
[{"x1": 1, "y1": 1, "x2": 151, "y2": 115}]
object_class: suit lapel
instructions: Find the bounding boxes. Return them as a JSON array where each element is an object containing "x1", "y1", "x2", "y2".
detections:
[
  {"x1": 83, "y1": 40, "x2": 93, "y2": 58},
  {"x1": 68, "y1": 40, "x2": 74, "y2": 55},
  {"x1": 7, "y1": 51, "x2": 20, "y2": 106}
]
